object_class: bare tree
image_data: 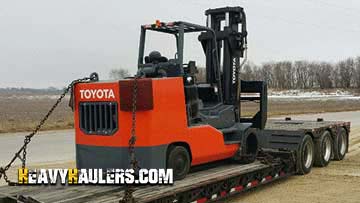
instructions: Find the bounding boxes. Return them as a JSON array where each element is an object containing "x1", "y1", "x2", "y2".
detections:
[
  {"x1": 315, "y1": 62, "x2": 333, "y2": 89},
  {"x1": 354, "y1": 56, "x2": 360, "y2": 88},
  {"x1": 282, "y1": 61, "x2": 293, "y2": 89},
  {"x1": 252, "y1": 65, "x2": 263, "y2": 81},
  {"x1": 307, "y1": 62, "x2": 318, "y2": 89},
  {"x1": 109, "y1": 68, "x2": 131, "y2": 79},
  {"x1": 196, "y1": 67, "x2": 206, "y2": 83},
  {"x1": 294, "y1": 61, "x2": 310, "y2": 89},
  {"x1": 144, "y1": 56, "x2": 360, "y2": 90},
  {"x1": 338, "y1": 58, "x2": 354, "y2": 88},
  {"x1": 261, "y1": 63, "x2": 275, "y2": 88},
  {"x1": 242, "y1": 63, "x2": 253, "y2": 81},
  {"x1": 272, "y1": 62, "x2": 293, "y2": 89}
]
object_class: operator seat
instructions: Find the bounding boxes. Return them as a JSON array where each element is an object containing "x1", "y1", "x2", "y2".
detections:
[
  {"x1": 145, "y1": 51, "x2": 168, "y2": 64},
  {"x1": 141, "y1": 51, "x2": 181, "y2": 78}
]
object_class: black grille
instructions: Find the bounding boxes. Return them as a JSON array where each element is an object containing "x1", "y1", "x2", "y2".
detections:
[{"x1": 79, "y1": 102, "x2": 118, "y2": 135}]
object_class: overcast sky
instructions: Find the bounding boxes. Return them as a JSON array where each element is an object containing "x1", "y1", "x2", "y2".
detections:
[{"x1": 1, "y1": 0, "x2": 359, "y2": 88}]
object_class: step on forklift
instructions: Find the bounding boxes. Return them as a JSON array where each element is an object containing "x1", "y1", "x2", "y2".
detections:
[{"x1": 72, "y1": 7, "x2": 325, "y2": 180}]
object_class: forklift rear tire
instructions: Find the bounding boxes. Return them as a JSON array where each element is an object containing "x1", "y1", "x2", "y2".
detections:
[
  {"x1": 314, "y1": 131, "x2": 333, "y2": 167},
  {"x1": 232, "y1": 134, "x2": 258, "y2": 164},
  {"x1": 167, "y1": 146, "x2": 190, "y2": 180},
  {"x1": 333, "y1": 128, "x2": 348, "y2": 161},
  {"x1": 296, "y1": 134, "x2": 314, "y2": 175}
]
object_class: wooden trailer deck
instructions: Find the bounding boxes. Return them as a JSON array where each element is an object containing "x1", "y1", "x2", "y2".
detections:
[{"x1": 0, "y1": 162, "x2": 275, "y2": 203}]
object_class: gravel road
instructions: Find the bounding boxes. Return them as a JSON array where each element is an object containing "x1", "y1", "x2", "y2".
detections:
[{"x1": 0, "y1": 130, "x2": 75, "y2": 166}]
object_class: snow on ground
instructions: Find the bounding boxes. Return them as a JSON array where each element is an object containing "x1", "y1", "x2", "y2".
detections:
[
  {"x1": 1, "y1": 90, "x2": 360, "y2": 101},
  {"x1": 269, "y1": 89, "x2": 360, "y2": 100}
]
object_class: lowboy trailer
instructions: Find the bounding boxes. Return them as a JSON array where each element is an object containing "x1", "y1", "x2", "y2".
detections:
[
  {"x1": 0, "y1": 6, "x2": 351, "y2": 203},
  {"x1": 0, "y1": 119, "x2": 350, "y2": 203}
]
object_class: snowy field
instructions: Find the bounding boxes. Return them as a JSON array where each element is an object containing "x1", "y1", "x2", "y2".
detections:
[
  {"x1": 1, "y1": 89, "x2": 360, "y2": 101},
  {"x1": 269, "y1": 89, "x2": 360, "y2": 100}
]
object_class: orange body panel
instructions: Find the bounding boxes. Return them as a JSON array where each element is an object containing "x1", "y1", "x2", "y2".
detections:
[{"x1": 74, "y1": 77, "x2": 239, "y2": 166}]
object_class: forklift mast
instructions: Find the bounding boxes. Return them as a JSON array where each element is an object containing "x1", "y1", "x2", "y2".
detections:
[
  {"x1": 200, "y1": 7, "x2": 267, "y2": 129},
  {"x1": 200, "y1": 7, "x2": 247, "y2": 105}
]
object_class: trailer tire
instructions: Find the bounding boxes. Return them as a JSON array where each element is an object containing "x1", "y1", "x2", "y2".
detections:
[
  {"x1": 314, "y1": 131, "x2": 333, "y2": 167},
  {"x1": 297, "y1": 134, "x2": 314, "y2": 175},
  {"x1": 167, "y1": 146, "x2": 190, "y2": 180},
  {"x1": 333, "y1": 128, "x2": 348, "y2": 161}
]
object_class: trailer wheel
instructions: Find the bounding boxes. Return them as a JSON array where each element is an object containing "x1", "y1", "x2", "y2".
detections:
[
  {"x1": 297, "y1": 134, "x2": 314, "y2": 175},
  {"x1": 333, "y1": 128, "x2": 348, "y2": 161},
  {"x1": 314, "y1": 131, "x2": 333, "y2": 167},
  {"x1": 167, "y1": 146, "x2": 190, "y2": 180}
]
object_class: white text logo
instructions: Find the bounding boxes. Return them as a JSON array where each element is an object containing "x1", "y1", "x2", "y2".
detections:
[{"x1": 79, "y1": 89, "x2": 115, "y2": 99}]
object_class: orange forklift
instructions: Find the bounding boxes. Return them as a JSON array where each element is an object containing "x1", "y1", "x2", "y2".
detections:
[{"x1": 72, "y1": 7, "x2": 348, "y2": 180}]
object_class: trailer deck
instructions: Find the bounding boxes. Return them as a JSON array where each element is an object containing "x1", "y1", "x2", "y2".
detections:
[
  {"x1": 0, "y1": 159, "x2": 292, "y2": 203},
  {"x1": 266, "y1": 119, "x2": 350, "y2": 132},
  {"x1": 0, "y1": 119, "x2": 349, "y2": 203}
]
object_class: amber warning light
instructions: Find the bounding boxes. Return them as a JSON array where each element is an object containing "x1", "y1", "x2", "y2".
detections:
[{"x1": 155, "y1": 20, "x2": 161, "y2": 28}]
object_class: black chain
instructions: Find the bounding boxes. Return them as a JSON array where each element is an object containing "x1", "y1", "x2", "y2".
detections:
[
  {"x1": 258, "y1": 149, "x2": 282, "y2": 167},
  {"x1": 120, "y1": 74, "x2": 141, "y2": 203},
  {"x1": 0, "y1": 73, "x2": 97, "y2": 186}
]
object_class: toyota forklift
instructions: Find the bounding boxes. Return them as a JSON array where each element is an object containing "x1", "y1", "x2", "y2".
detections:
[
  {"x1": 72, "y1": 6, "x2": 349, "y2": 180},
  {"x1": 0, "y1": 6, "x2": 351, "y2": 203}
]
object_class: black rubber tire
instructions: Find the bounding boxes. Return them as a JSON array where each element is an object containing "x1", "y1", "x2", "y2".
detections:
[
  {"x1": 232, "y1": 134, "x2": 258, "y2": 164},
  {"x1": 314, "y1": 131, "x2": 333, "y2": 167},
  {"x1": 333, "y1": 128, "x2": 348, "y2": 161},
  {"x1": 167, "y1": 146, "x2": 190, "y2": 180},
  {"x1": 296, "y1": 134, "x2": 315, "y2": 175}
]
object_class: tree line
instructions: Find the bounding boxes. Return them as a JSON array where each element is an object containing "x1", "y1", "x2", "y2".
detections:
[
  {"x1": 109, "y1": 56, "x2": 360, "y2": 90},
  {"x1": 240, "y1": 56, "x2": 360, "y2": 89}
]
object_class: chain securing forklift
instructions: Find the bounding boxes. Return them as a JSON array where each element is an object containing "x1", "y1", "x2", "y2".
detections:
[{"x1": 72, "y1": 6, "x2": 350, "y2": 180}]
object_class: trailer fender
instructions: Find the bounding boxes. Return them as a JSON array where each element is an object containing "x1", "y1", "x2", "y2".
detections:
[{"x1": 258, "y1": 130, "x2": 305, "y2": 151}]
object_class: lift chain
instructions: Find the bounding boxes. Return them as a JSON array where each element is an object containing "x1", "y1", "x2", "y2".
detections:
[
  {"x1": 119, "y1": 74, "x2": 142, "y2": 203},
  {"x1": 0, "y1": 73, "x2": 98, "y2": 186}
]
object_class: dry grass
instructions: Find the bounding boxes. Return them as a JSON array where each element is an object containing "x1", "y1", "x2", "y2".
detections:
[
  {"x1": 1, "y1": 93, "x2": 360, "y2": 133},
  {"x1": 242, "y1": 99, "x2": 360, "y2": 117},
  {"x1": 0, "y1": 95, "x2": 73, "y2": 133}
]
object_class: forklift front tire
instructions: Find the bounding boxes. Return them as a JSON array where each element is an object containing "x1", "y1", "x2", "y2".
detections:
[{"x1": 167, "y1": 146, "x2": 191, "y2": 180}]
